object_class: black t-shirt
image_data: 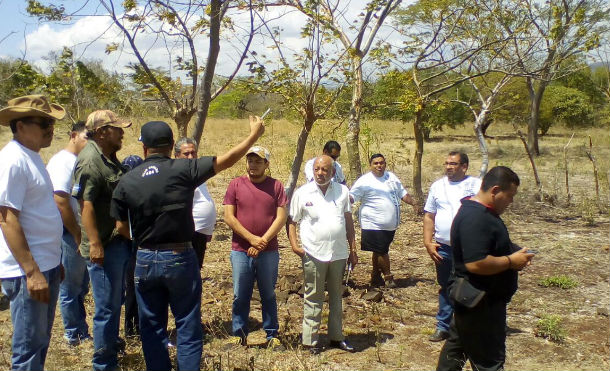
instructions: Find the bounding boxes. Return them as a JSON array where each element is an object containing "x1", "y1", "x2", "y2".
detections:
[
  {"x1": 450, "y1": 199, "x2": 518, "y2": 302},
  {"x1": 110, "y1": 154, "x2": 215, "y2": 247}
]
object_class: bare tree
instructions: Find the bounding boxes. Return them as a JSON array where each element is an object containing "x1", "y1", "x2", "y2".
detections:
[{"x1": 279, "y1": 0, "x2": 402, "y2": 183}]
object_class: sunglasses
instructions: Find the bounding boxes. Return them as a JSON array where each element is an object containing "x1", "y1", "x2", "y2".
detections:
[{"x1": 23, "y1": 118, "x2": 54, "y2": 130}]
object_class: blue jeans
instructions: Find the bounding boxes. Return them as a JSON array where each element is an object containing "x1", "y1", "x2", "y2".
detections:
[
  {"x1": 135, "y1": 248, "x2": 203, "y2": 371},
  {"x1": 436, "y1": 243, "x2": 453, "y2": 332},
  {"x1": 1, "y1": 265, "x2": 61, "y2": 371},
  {"x1": 59, "y1": 231, "x2": 90, "y2": 343},
  {"x1": 230, "y1": 250, "x2": 279, "y2": 340},
  {"x1": 87, "y1": 238, "x2": 130, "y2": 371}
]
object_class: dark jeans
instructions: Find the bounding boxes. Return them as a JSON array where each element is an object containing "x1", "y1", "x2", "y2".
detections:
[
  {"x1": 437, "y1": 296, "x2": 507, "y2": 371},
  {"x1": 435, "y1": 243, "x2": 453, "y2": 331},
  {"x1": 135, "y1": 248, "x2": 203, "y2": 371},
  {"x1": 192, "y1": 231, "x2": 209, "y2": 269},
  {"x1": 1, "y1": 265, "x2": 61, "y2": 371}
]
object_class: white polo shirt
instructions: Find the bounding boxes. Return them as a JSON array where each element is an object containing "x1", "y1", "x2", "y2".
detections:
[
  {"x1": 46, "y1": 149, "x2": 80, "y2": 224},
  {"x1": 0, "y1": 140, "x2": 62, "y2": 278},
  {"x1": 350, "y1": 171, "x2": 408, "y2": 231},
  {"x1": 424, "y1": 175, "x2": 481, "y2": 245},
  {"x1": 192, "y1": 183, "x2": 216, "y2": 235},
  {"x1": 304, "y1": 158, "x2": 346, "y2": 184},
  {"x1": 290, "y1": 181, "x2": 350, "y2": 262}
]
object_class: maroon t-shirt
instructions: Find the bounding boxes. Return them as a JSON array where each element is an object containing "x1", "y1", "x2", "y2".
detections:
[{"x1": 223, "y1": 175, "x2": 288, "y2": 252}]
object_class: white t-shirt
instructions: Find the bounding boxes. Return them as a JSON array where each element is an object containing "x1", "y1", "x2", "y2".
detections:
[
  {"x1": 304, "y1": 158, "x2": 346, "y2": 184},
  {"x1": 350, "y1": 171, "x2": 408, "y2": 231},
  {"x1": 192, "y1": 183, "x2": 216, "y2": 235},
  {"x1": 0, "y1": 140, "x2": 62, "y2": 278},
  {"x1": 290, "y1": 181, "x2": 350, "y2": 262},
  {"x1": 424, "y1": 175, "x2": 481, "y2": 245},
  {"x1": 46, "y1": 149, "x2": 80, "y2": 224}
]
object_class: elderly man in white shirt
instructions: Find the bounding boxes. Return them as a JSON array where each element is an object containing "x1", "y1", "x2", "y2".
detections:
[
  {"x1": 174, "y1": 137, "x2": 217, "y2": 269},
  {"x1": 423, "y1": 151, "x2": 481, "y2": 342},
  {"x1": 350, "y1": 153, "x2": 418, "y2": 289},
  {"x1": 288, "y1": 155, "x2": 358, "y2": 354}
]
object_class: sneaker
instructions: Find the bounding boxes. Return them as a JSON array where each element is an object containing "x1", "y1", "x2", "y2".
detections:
[
  {"x1": 303, "y1": 343, "x2": 322, "y2": 355},
  {"x1": 428, "y1": 329, "x2": 450, "y2": 342},
  {"x1": 266, "y1": 337, "x2": 285, "y2": 351}
]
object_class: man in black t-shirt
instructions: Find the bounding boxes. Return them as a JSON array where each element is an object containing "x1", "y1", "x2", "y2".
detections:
[
  {"x1": 436, "y1": 166, "x2": 534, "y2": 371},
  {"x1": 110, "y1": 118, "x2": 264, "y2": 371}
]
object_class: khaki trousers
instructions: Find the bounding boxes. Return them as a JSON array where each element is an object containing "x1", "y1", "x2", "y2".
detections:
[{"x1": 301, "y1": 253, "x2": 347, "y2": 346}]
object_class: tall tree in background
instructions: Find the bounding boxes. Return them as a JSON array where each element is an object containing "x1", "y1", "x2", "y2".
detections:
[
  {"x1": 27, "y1": 0, "x2": 256, "y2": 140},
  {"x1": 282, "y1": 0, "x2": 402, "y2": 183},
  {"x1": 508, "y1": 0, "x2": 609, "y2": 155},
  {"x1": 247, "y1": 5, "x2": 350, "y2": 199}
]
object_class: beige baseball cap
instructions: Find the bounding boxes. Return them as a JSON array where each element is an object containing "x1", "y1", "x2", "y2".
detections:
[
  {"x1": 246, "y1": 146, "x2": 271, "y2": 161},
  {"x1": 85, "y1": 110, "x2": 132, "y2": 131}
]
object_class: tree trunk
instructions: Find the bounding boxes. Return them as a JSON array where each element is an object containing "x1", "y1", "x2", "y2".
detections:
[
  {"x1": 346, "y1": 56, "x2": 363, "y2": 184},
  {"x1": 527, "y1": 80, "x2": 548, "y2": 156},
  {"x1": 474, "y1": 111, "x2": 490, "y2": 178},
  {"x1": 285, "y1": 116, "x2": 315, "y2": 201},
  {"x1": 411, "y1": 110, "x2": 425, "y2": 201},
  {"x1": 191, "y1": 0, "x2": 222, "y2": 144}
]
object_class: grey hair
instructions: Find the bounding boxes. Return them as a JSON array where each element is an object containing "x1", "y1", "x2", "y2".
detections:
[{"x1": 174, "y1": 137, "x2": 198, "y2": 155}]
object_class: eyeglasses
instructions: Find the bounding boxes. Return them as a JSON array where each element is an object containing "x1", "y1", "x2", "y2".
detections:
[{"x1": 23, "y1": 118, "x2": 54, "y2": 130}]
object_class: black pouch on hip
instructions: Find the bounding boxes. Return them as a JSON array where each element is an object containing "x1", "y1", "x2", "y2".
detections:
[{"x1": 449, "y1": 277, "x2": 486, "y2": 308}]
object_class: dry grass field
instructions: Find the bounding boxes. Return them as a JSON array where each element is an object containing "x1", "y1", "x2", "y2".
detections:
[{"x1": 0, "y1": 117, "x2": 609, "y2": 370}]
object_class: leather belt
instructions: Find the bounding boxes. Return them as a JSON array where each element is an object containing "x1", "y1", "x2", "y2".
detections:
[{"x1": 139, "y1": 241, "x2": 192, "y2": 252}]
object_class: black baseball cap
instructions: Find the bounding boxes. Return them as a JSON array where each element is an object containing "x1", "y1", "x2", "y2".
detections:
[{"x1": 139, "y1": 121, "x2": 174, "y2": 148}]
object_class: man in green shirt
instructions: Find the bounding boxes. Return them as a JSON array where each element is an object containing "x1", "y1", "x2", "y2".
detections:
[{"x1": 72, "y1": 110, "x2": 131, "y2": 371}]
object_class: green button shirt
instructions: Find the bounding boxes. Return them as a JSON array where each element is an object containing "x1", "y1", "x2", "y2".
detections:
[{"x1": 71, "y1": 141, "x2": 125, "y2": 258}]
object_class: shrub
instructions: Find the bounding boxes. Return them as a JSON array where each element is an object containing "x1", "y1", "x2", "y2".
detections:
[
  {"x1": 535, "y1": 314, "x2": 567, "y2": 343},
  {"x1": 539, "y1": 275, "x2": 578, "y2": 289}
]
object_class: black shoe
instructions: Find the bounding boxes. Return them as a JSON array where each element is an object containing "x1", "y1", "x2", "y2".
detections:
[
  {"x1": 428, "y1": 329, "x2": 449, "y2": 342},
  {"x1": 329, "y1": 340, "x2": 355, "y2": 352}
]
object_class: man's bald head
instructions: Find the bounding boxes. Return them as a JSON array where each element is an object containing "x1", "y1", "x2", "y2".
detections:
[{"x1": 313, "y1": 155, "x2": 335, "y2": 186}]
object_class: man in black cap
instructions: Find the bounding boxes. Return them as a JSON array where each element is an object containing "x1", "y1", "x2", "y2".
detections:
[{"x1": 111, "y1": 116, "x2": 264, "y2": 371}]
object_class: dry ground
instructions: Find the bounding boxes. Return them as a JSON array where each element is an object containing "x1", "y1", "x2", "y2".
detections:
[{"x1": 0, "y1": 118, "x2": 608, "y2": 370}]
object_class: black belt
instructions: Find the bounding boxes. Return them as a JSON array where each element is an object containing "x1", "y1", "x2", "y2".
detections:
[{"x1": 139, "y1": 241, "x2": 192, "y2": 252}]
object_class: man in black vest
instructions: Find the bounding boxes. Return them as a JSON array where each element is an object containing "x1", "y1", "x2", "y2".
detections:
[
  {"x1": 110, "y1": 117, "x2": 264, "y2": 371},
  {"x1": 436, "y1": 166, "x2": 534, "y2": 371}
]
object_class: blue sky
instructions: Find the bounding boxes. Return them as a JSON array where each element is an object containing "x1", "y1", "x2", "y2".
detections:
[{"x1": 0, "y1": 1, "x2": 403, "y2": 79}]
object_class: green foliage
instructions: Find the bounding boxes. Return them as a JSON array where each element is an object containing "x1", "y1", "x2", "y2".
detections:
[
  {"x1": 539, "y1": 275, "x2": 578, "y2": 289},
  {"x1": 535, "y1": 314, "x2": 567, "y2": 343},
  {"x1": 26, "y1": 0, "x2": 66, "y2": 21},
  {"x1": 208, "y1": 86, "x2": 249, "y2": 119},
  {"x1": 539, "y1": 85, "x2": 594, "y2": 135}
]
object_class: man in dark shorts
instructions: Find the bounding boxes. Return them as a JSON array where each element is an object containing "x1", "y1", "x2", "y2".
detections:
[
  {"x1": 436, "y1": 166, "x2": 534, "y2": 371},
  {"x1": 350, "y1": 154, "x2": 418, "y2": 288},
  {"x1": 111, "y1": 117, "x2": 264, "y2": 371}
]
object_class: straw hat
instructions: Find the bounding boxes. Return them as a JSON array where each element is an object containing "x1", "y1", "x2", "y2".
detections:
[{"x1": 0, "y1": 95, "x2": 66, "y2": 125}]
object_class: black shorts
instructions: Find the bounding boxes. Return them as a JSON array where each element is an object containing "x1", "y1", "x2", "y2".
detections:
[{"x1": 361, "y1": 229, "x2": 396, "y2": 254}]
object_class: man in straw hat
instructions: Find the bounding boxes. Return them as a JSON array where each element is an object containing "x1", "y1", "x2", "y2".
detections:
[
  {"x1": 71, "y1": 109, "x2": 132, "y2": 371},
  {"x1": 0, "y1": 94, "x2": 66, "y2": 370}
]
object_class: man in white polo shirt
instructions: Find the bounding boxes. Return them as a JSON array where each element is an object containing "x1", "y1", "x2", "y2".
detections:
[
  {"x1": 288, "y1": 155, "x2": 358, "y2": 354},
  {"x1": 46, "y1": 121, "x2": 91, "y2": 346},
  {"x1": 423, "y1": 151, "x2": 481, "y2": 342},
  {"x1": 0, "y1": 95, "x2": 65, "y2": 370}
]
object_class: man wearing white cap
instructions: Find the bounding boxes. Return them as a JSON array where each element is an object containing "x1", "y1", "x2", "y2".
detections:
[
  {"x1": 223, "y1": 145, "x2": 288, "y2": 349},
  {"x1": 0, "y1": 95, "x2": 66, "y2": 370}
]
